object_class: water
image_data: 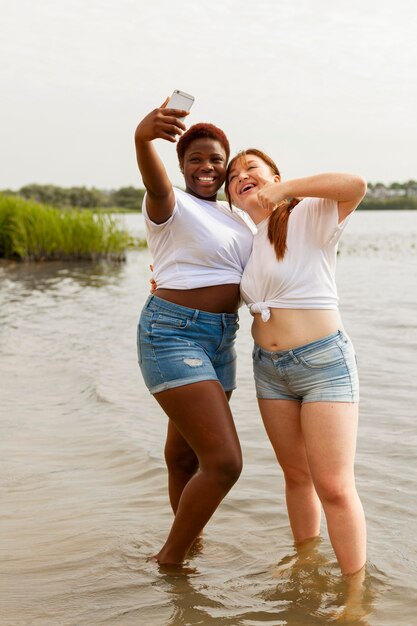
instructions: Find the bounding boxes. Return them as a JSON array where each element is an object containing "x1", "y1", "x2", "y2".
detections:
[{"x1": 1, "y1": 211, "x2": 417, "y2": 625}]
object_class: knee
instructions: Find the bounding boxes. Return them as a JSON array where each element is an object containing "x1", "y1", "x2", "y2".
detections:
[
  {"x1": 282, "y1": 465, "x2": 314, "y2": 491},
  {"x1": 207, "y1": 454, "x2": 243, "y2": 488},
  {"x1": 315, "y1": 478, "x2": 354, "y2": 508},
  {"x1": 164, "y1": 445, "x2": 199, "y2": 477}
]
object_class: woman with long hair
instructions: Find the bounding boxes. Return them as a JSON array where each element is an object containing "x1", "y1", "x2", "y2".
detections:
[{"x1": 225, "y1": 149, "x2": 367, "y2": 576}]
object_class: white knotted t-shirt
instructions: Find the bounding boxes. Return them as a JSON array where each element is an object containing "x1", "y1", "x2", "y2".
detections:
[
  {"x1": 240, "y1": 197, "x2": 351, "y2": 321},
  {"x1": 143, "y1": 188, "x2": 255, "y2": 290}
]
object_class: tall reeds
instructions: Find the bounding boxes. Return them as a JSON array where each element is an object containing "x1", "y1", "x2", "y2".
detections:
[{"x1": 0, "y1": 195, "x2": 131, "y2": 261}]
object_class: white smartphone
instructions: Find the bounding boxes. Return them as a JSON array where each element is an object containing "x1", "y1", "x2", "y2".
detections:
[{"x1": 166, "y1": 89, "x2": 194, "y2": 122}]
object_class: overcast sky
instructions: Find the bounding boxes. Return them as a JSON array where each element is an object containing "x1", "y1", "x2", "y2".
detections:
[{"x1": 1, "y1": 0, "x2": 416, "y2": 190}]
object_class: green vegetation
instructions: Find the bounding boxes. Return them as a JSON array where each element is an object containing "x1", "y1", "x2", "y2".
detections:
[
  {"x1": 359, "y1": 196, "x2": 417, "y2": 211},
  {"x1": 1, "y1": 184, "x2": 145, "y2": 211},
  {"x1": 0, "y1": 195, "x2": 134, "y2": 262},
  {"x1": 2, "y1": 181, "x2": 417, "y2": 211}
]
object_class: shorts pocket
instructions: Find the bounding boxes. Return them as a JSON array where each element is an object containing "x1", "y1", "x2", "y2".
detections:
[
  {"x1": 337, "y1": 336, "x2": 357, "y2": 368},
  {"x1": 224, "y1": 321, "x2": 239, "y2": 345},
  {"x1": 299, "y1": 343, "x2": 345, "y2": 370},
  {"x1": 151, "y1": 313, "x2": 190, "y2": 330}
]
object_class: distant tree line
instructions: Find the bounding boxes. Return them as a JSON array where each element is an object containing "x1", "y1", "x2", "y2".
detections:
[
  {"x1": 366, "y1": 180, "x2": 417, "y2": 198},
  {"x1": 0, "y1": 185, "x2": 145, "y2": 210},
  {"x1": 2, "y1": 181, "x2": 417, "y2": 210},
  {"x1": 360, "y1": 196, "x2": 417, "y2": 211},
  {"x1": 361, "y1": 180, "x2": 417, "y2": 210}
]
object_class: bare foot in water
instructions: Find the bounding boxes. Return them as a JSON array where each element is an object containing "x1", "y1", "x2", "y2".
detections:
[
  {"x1": 187, "y1": 535, "x2": 204, "y2": 558},
  {"x1": 272, "y1": 536, "x2": 324, "y2": 578},
  {"x1": 331, "y1": 566, "x2": 370, "y2": 623}
]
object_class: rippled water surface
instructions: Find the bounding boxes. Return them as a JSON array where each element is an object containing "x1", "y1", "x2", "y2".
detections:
[{"x1": 1, "y1": 211, "x2": 417, "y2": 625}]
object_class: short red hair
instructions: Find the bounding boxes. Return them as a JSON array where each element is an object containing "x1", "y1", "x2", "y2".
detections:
[{"x1": 177, "y1": 123, "x2": 230, "y2": 167}]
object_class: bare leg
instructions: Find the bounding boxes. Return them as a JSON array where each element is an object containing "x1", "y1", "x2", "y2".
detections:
[
  {"x1": 259, "y1": 398, "x2": 322, "y2": 541},
  {"x1": 164, "y1": 421, "x2": 199, "y2": 514},
  {"x1": 164, "y1": 390, "x2": 233, "y2": 514},
  {"x1": 154, "y1": 381, "x2": 242, "y2": 564},
  {"x1": 301, "y1": 402, "x2": 366, "y2": 575}
]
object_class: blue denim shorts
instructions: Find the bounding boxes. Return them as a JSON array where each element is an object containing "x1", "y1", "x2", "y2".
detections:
[
  {"x1": 253, "y1": 330, "x2": 359, "y2": 403},
  {"x1": 137, "y1": 296, "x2": 239, "y2": 395}
]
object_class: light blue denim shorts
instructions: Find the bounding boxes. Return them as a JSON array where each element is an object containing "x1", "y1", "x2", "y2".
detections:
[
  {"x1": 253, "y1": 330, "x2": 359, "y2": 403},
  {"x1": 137, "y1": 295, "x2": 239, "y2": 395}
]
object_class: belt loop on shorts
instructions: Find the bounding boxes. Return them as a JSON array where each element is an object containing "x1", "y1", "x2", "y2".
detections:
[
  {"x1": 289, "y1": 350, "x2": 300, "y2": 364},
  {"x1": 192, "y1": 309, "x2": 199, "y2": 323}
]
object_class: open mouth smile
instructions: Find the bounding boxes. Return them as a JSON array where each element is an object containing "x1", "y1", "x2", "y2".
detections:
[
  {"x1": 239, "y1": 182, "x2": 256, "y2": 195},
  {"x1": 195, "y1": 176, "x2": 217, "y2": 185}
]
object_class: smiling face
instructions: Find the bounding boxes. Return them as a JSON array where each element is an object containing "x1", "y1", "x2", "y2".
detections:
[
  {"x1": 182, "y1": 138, "x2": 227, "y2": 201},
  {"x1": 226, "y1": 152, "x2": 280, "y2": 216}
]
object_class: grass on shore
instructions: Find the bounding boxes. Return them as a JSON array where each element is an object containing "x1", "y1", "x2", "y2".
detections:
[{"x1": 0, "y1": 194, "x2": 133, "y2": 262}]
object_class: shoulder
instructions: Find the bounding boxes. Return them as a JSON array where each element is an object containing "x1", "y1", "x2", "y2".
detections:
[
  {"x1": 172, "y1": 187, "x2": 188, "y2": 206},
  {"x1": 173, "y1": 188, "x2": 211, "y2": 213},
  {"x1": 295, "y1": 197, "x2": 349, "y2": 247},
  {"x1": 290, "y1": 197, "x2": 337, "y2": 225},
  {"x1": 143, "y1": 187, "x2": 185, "y2": 230},
  {"x1": 230, "y1": 205, "x2": 258, "y2": 234}
]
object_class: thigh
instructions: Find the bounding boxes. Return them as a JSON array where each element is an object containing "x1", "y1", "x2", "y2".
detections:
[
  {"x1": 301, "y1": 402, "x2": 359, "y2": 482},
  {"x1": 155, "y1": 380, "x2": 242, "y2": 466},
  {"x1": 258, "y1": 399, "x2": 309, "y2": 472}
]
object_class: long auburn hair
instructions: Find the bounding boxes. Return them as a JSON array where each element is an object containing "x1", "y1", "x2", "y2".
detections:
[{"x1": 225, "y1": 149, "x2": 299, "y2": 261}]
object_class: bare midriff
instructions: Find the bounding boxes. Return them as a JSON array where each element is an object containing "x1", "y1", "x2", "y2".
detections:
[
  {"x1": 252, "y1": 308, "x2": 344, "y2": 351},
  {"x1": 154, "y1": 284, "x2": 241, "y2": 314}
]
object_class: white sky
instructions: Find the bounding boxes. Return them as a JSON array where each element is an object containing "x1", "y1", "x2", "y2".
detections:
[{"x1": 1, "y1": 0, "x2": 416, "y2": 189}]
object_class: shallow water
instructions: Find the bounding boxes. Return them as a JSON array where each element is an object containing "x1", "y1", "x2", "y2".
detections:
[{"x1": 1, "y1": 211, "x2": 417, "y2": 625}]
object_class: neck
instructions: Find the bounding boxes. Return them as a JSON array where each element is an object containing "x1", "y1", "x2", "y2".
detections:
[
  {"x1": 244, "y1": 206, "x2": 272, "y2": 225},
  {"x1": 185, "y1": 187, "x2": 217, "y2": 202}
]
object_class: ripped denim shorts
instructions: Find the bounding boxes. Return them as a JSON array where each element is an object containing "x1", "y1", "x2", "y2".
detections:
[{"x1": 137, "y1": 295, "x2": 239, "y2": 395}]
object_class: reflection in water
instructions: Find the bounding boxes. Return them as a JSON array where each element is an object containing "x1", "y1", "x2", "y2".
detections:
[
  {"x1": 147, "y1": 538, "x2": 379, "y2": 626},
  {"x1": 263, "y1": 540, "x2": 376, "y2": 624},
  {"x1": 0, "y1": 258, "x2": 125, "y2": 293},
  {"x1": 157, "y1": 568, "x2": 231, "y2": 626}
]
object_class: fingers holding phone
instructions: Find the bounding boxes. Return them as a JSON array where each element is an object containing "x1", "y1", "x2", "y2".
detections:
[
  {"x1": 135, "y1": 106, "x2": 186, "y2": 144},
  {"x1": 135, "y1": 90, "x2": 194, "y2": 144},
  {"x1": 164, "y1": 90, "x2": 194, "y2": 122}
]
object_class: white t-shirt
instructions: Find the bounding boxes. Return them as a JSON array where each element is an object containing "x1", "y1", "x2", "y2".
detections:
[
  {"x1": 240, "y1": 197, "x2": 351, "y2": 321},
  {"x1": 142, "y1": 188, "x2": 255, "y2": 290}
]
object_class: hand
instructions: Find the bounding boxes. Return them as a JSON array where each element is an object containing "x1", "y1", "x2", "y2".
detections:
[
  {"x1": 135, "y1": 97, "x2": 189, "y2": 144},
  {"x1": 257, "y1": 180, "x2": 287, "y2": 212},
  {"x1": 149, "y1": 264, "x2": 157, "y2": 294}
]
